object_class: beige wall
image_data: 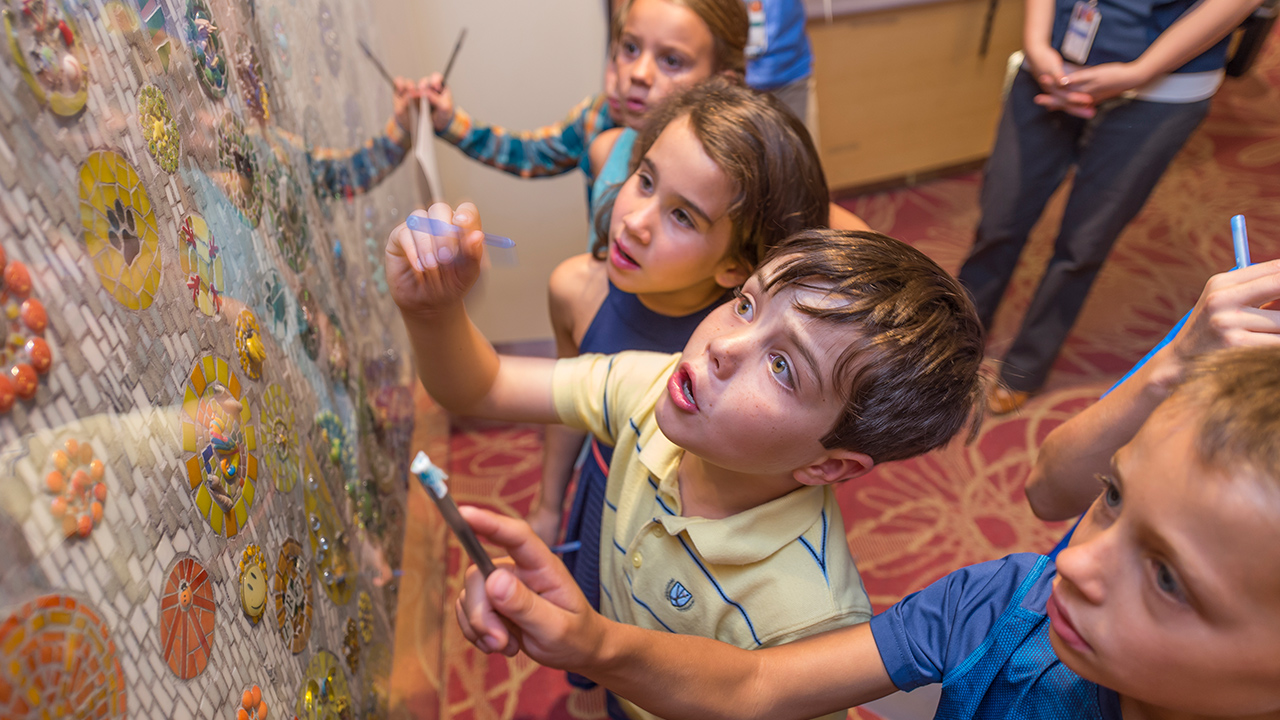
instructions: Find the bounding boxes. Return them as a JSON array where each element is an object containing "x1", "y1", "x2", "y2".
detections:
[{"x1": 370, "y1": 1, "x2": 607, "y2": 343}]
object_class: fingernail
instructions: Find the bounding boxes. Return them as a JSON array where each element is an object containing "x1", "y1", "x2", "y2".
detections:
[
  {"x1": 455, "y1": 213, "x2": 468, "y2": 224},
  {"x1": 437, "y1": 246, "x2": 454, "y2": 264},
  {"x1": 422, "y1": 252, "x2": 438, "y2": 269}
]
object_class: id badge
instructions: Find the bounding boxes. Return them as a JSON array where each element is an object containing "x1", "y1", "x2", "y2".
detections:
[
  {"x1": 1060, "y1": 1, "x2": 1100, "y2": 65},
  {"x1": 746, "y1": 0, "x2": 767, "y2": 59}
]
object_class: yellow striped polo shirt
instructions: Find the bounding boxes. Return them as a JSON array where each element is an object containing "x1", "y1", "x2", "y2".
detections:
[{"x1": 554, "y1": 351, "x2": 872, "y2": 720}]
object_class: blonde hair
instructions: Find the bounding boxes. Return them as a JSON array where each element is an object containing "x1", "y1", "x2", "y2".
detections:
[{"x1": 612, "y1": 0, "x2": 748, "y2": 75}]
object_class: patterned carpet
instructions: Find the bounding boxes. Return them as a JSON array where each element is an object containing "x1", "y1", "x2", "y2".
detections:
[{"x1": 391, "y1": 28, "x2": 1280, "y2": 720}]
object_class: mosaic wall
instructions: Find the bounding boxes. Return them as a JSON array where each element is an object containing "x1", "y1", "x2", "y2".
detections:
[{"x1": 0, "y1": 0, "x2": 426, "y2": 718}]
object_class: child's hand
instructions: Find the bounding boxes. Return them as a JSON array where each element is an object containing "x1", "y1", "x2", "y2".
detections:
[
  {"x1": 392, "y1": 76, "x2": 422, "y2": 134},
  {"x1": 386, "y1": 203, "x2": 486, "y2": 320},
  {"x1": 1165, "y1": 259, "x2": 1280, "y2": 378},
  {"x1": 423, "y1": 72, "x2": 455, "y2": 133},
  {"x1": 455, "y1": 507, "x2": 604, "y2": 670}
]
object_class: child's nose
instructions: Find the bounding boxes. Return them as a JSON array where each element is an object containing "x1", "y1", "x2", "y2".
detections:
[
  {"x1": 1054, "y1": 534, "x2": 1110, "y2": 606},
  {"x1": 630, "y1": 53, "x2": 655, "y2": 86},
  {"x1": 622, "y1": 201, "x2": 656, "y2": 244},
  {"x1": 707, "y1": 330, "x2": 746, "y2": 379}
]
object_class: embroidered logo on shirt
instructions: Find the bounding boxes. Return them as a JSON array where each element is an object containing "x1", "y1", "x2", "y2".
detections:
[{"x1": 665, "y1": 580, "x2": 694, "y2": 610}]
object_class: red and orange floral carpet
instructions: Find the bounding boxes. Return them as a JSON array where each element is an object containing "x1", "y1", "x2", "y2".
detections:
[{"x1": 391, "y1": 29, "x2": 1280, "y2": 720}]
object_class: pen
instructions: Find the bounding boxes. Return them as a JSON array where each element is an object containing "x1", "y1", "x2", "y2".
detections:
[
  {"x1": 356, "y1": 38, "x2": 397, "y2": 89},
  {"x1": 405, "y1": 214, "x2": 516, "y2": 249},
  {"x1": 441, "y1": 28, "x2": 467, "y2": 87},
  {"x1": 1231, "y1": 215, "x2": 1250, "y2": 270},
  {"x1": 411, "y1": 452, "x2": 495, "y2": 577}
]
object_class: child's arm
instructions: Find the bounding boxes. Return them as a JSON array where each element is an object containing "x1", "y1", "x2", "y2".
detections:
[
  {"x1": 1026, "y1": 259, "x2": 1280, "y2": 520},
  {"x1": 828, "y1": 203, "x2": 870, "y2": 232},
  {"x1": 455, "y1": 507, "x2": 898, "y2": 720},
  {"x1": 529, "y1": 255, "x2": 606, "y2": 543},
  {"x1": 386, "y1": 203, "x2": 560, "y2": 423},
  {"x1": 588, "y1": 128, "x2": 625, "y2": 180},
  {"x1": 424, "y1": 74, "x2": 612, "y2": 179}
]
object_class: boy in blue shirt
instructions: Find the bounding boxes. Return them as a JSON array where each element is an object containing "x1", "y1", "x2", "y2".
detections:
[{"x1": 454, "y1": 345, "x2": 1280, "y2": 720}]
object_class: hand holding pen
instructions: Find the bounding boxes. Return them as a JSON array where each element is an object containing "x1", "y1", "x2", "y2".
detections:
[{"x1": 423, "y1": 29, "x2": 467, "y2": 133}]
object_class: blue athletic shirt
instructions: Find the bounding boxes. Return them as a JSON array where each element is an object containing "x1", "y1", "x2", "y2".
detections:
[
  {"x1": 1050, "y1": 0, "x2": 1230, "y2": 72},
  {"x1": 744, "y1": 0, "x2": 813, "y2": 91},
  {"x1": 870, "y1": 554, "x2": 1122, "y2": 720}
]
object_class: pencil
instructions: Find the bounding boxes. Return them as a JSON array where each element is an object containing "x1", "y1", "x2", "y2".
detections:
[
  {"x1": 411, "y1": 452, "x2": 496, "y2": 577},
  {"x1": 441, "y1": 28, "x2": 467, "y2": 87},
  {"x1": 356, "y1": 38, "x2": 397, "y2": 89}
]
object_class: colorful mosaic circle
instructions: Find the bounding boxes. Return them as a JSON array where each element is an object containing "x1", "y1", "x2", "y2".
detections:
[
  {"x1": 342, "y1": 618, "x2": 360, "y2": 672},
  {"x1": 275, "y1": 538, "x2": 313, "y2": 653},
  {"x1": 315, "y1": 410, "x2": 354, "y2": 479},
  {"x1": 297, "y1": 286, "x2": 320, "y2": 360},
  {"x1": 139, "y1": 85, "x2": 179, "y2": 172},
  {"x1": 357, "y1": 591, "x2": 374, "y2": 642},
  {"x1": 160, "y1": 557, "x2": 215, "y2": 679},
  {"x1": 235, "y1": 309, "x2": 266, "y2": 380},
  {"x1": 235, "y1": 35, "x2": 270, "y2": 124},
  {"x1": 304, "y1": 467, "x2": 354, "y2": 606},
  {"x1": 296, "y1": 649, "x2": 352, "y2": 720},
  {"x1": 180, "y1": 356, "x2": 259, "y2": 538},
  {"x1": 0, "y1": 247, "x2": 53, "y2": 411},
  {"x1": 186, "y1": 0, "x2": 227, "y2": 99},
  {"x1": 260, "y1": 269, "x2": 291, "y2": 341},
  {"x1": 261, "y1": 383, "x2": 299, "y2": 491},
  {"x1": 0, "y1": 595, "x2": 127, "y2": 719},
  {"x1": 77, "y1": 150, "x2": 163, "y2": 310},
  {"x1": 239, "y1": 545, "x2": 270, "y2": 625},
  {"x1": 2, "y1": 0, "x2": 89, "y2": 116},
  {"x1": 216, "y1": 114, "x2": 262, "y2": 226},
  {"x1": 267, "y1": 166, "x2": 310, "y2": 272},
  {"x1": 44, "y1": 437, "x2": 107, "y2": 538},
  {"x1": 178, "y1": 214, "x2": 225, "y2": 316}
]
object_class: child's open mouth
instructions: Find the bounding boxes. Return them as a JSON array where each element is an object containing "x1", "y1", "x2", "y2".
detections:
[
  {"x1": 610, "y1": 241, "x2": 640, "y2": 271},
  {"x1": 667, "y1": 365, "x2": 697, "y2": 412}
]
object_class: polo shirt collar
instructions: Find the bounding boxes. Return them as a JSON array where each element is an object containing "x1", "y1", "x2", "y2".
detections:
[{"x1": 638, "y1": 432, "x2": 827, "y2": 566}]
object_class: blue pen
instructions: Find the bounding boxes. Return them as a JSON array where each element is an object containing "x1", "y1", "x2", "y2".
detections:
[
  {"x1": 406, "y1": 214, "x2": 516, "y2": 249},
  {"x1": 411, "y1": 451, "x2": 496, "y2": 576},
  {"x1": 1231, "y1": 215, "x2": 1250, "y2": 270}
]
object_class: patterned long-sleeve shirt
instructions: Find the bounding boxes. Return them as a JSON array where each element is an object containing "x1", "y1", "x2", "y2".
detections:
[
  {"x1": 269, "y1": 116, "x2": 412, "y2": 200},
  {"x1": 437, "y1": 93, "x2": 616, "y2": 180}
]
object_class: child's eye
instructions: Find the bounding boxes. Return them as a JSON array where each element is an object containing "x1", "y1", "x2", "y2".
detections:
[
  {"x1": 621, "y1": 40, "x2": 639, "y2": 57},
  {"x1": 672, "y1": 208, "x2": 694, "y2": 229},
  {"x1": 636, "y1": 172, "x2": 654, "y2": 193},
  {"x1": 1096, "y1": 474, "x2": 1122, "y2": 509},
  {"x1": 769, "y1": 354, "x2": 793, "y2": 386},
  {"x1": 1150, "y1": 560, "x2": 1189, "y2": 604},
  {"x1": 732, "y1": 290, "x2": 754, "y2": 320},
  {"x1": 660, "y1": 53, "x2": 684, "y2": 70}
]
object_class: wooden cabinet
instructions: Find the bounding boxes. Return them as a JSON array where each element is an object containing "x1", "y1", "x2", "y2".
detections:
[{"x1": 810, "y1": 0, "x2": 1025, "y2": 190}]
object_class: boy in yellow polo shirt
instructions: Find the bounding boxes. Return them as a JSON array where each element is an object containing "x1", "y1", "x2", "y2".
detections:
[{"x1": 387, "y1": 203, "x2": 984, "y2": 720}]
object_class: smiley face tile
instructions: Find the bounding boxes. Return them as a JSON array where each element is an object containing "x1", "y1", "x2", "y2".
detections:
[
  {"x1": 238, "y1": 544, "x2": 270, "y2": 625},
  {"x1": 77, "y1": 151, "x2": 163, "y2": 310}
]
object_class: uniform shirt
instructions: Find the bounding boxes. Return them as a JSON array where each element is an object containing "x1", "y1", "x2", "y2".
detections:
[
  {"x1": 554, "y1": 351, "x2": 872, "y2": 720},
  {"x1": 1049, "y1": 0, "x2": 1230, "y2": 72},
  {"x1": 437, "y1": 93, "x2": 616, "y2": 180},
  {"x1": 744, "y1": 0, "x2": 814, "y2": 91},
  {"x1": 871, "y1": 554, "x2": 1122, "y2": 720}
]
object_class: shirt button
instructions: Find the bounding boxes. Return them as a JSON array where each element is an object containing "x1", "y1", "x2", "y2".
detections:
[
  {"x1": 650, "y1": 525, "x2": 663, "y2": 537},
  {"x1": 632, "y1": 552, "x2": 643, "y2": 568}
]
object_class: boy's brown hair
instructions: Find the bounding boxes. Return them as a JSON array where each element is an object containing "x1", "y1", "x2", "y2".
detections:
[
  {"x1": 761, "y1": 229, "x2": 986, "y2": 463},
  {"x1": 612, "y1": 0, "x2": 748, "y2": 76},
  {"x1": 592, "y1": 77, "x2": 828, "y2": 275},
  {"x1": 1171, "y1": 346, "x2": 1280, "y2": 487}
]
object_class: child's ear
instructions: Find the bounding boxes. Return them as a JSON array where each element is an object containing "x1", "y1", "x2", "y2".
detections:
[
  {"x1": 713, "y1": 260, "x2": 749, "y2": 289},
  {"x1": 793, "y1": 450, "x2": 875, "y2": 486}
]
